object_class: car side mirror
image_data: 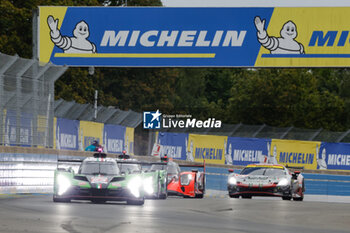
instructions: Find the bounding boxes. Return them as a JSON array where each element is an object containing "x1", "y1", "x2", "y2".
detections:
[{"x1": 228, "y1": 169, "x2": 234, "y2": 173}]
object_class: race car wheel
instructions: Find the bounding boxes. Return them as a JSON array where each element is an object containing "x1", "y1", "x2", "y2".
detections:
[
  {"x1": 282, "y1": 196, "x2": 292, "y2": 201},
  {"x1": 242, "y1": 195, "x2": 252, "y2": 199},
  {"x1": 229, "y1": 194, "x2": 239, "y2": 198},
  {"x1": 293, "y1": 197, "x2": 304, "y2": 201},
  {"x1": 53, "y1": 196, "x2": 70, "y2": 203},
  {"x1": 159, "y1": 193, "x2": 167, "y2": 199},
  {"x1": 158, "y1": 180, "x2": 168, "y2": 199},
  {"x1": 195, "y1": 193, "x2": 204, "y2": 198},
  {"x1": 127, "y1": 198, "x2": 144, "y2": 205}
]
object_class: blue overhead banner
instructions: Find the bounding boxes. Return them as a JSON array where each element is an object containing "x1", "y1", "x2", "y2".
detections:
[
  {"x1": 40, "y1": 7, "x2": 350, "y2": 67},
  {"x1": 39, "y1": 6, "x2": 273, "y2": 67},
  {"x1": 226, "y1": 137, "x2": 271, "y2": 166},
  {"x1": 158, "y1": 132, "x2": 188, "y2": 160},
  {"x1": 319, "y1": 142, "x2": 350, "y2": 171},
  {"x1": 56, "y1": 118, "x2": 79, "y2": 150},
  {"x1": 103, "y1": 124, "x2": 126, "y2": 154}
]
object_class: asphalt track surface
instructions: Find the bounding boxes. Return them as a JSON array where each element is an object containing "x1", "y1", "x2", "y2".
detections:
[{"x1": 1, "y1": 195, "x2": 350, "y2": 233}]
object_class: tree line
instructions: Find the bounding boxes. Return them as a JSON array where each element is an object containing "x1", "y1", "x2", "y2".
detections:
[{"x1": 1, "y1": 0, "x2": 350, "y2": 131}]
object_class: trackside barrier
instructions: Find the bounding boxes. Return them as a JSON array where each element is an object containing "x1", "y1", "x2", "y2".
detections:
[
  {"x1": 0, "y1": 147, "x2": 350, "y2": 196},
  {"x1": 157, "y1": 132, "x2": 350, "y2": 172}
]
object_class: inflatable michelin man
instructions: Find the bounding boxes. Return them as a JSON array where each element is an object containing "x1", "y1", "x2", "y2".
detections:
[
  {"x1": 47, "y1": 15, "x2": 96, "y2": 53},
  {"x1": 254, "y1": 16, "x2": 304, "y2": 54}
]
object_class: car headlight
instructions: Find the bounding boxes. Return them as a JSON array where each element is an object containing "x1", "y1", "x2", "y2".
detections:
[
  {"x1": 180, "y1": 174, "x2": 192, "y2": 186},
  {"x1": 143, "y1": 177, "x2": 154, "y2": 195},
  {"x1": 228, "y1": 177, "x2": 237, "y2": 185},
  {"x1": 277, "y1": 178, "x2": 289, "y2": 186},
  {"x1": 57, "y1": 174, "x2": 71, "y2": 195},
  {"x1": 128, "y1": 176, "x2": 142, "y2": 198}
]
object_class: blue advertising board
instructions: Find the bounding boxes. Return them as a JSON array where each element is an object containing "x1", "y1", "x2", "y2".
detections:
[
  {"x1": 158, "y1": 132, "x2": 188, "y2": 160},
  {"x1": 56, "y1": 117, "x2": 79, "y2": 150},
  {"x1": 4, "y1": 110, "x2": 32, "y2": 147},
  {"x1": 318, "y1": 142, "x2": 350, "y2": 171},
  {"x1": 226, "y1": 137, "x2": 271, "y2": 166},
  {"x1": 103, "y1": 124, "x2": 126, "y2": 154}
]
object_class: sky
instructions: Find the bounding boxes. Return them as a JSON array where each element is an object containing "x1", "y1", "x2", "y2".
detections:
[{"x1": 161, "y1": 0, "x2": 350, "y2": 7}]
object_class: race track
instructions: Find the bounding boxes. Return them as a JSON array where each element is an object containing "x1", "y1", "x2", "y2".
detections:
[{"x1": 0, "y1": 195, "x2": 350, "y2": 233}]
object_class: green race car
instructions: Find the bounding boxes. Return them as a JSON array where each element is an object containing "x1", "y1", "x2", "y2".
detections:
[
  {"x1": 53, "y1": 153, "x2": 145, "y2": 205},
  {"x1": 143, "y1": 164, "x2": 168, "y2": 199},
  {"x1": 117, "y1": 159, "x2": 168, "y2": 199}
]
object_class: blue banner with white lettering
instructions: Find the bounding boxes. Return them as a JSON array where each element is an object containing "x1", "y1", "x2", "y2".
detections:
[
  {"x1": 56, "y1": 118, "x2": 79, "y2": 150},
  {"x1": 158, "y1": 132, "x2": 188, "y2": 160},
  {"x1": 226, "y1": 137, "x2": 271, "y2": 166},
  {"x1": 319, "y1": 142, "x2": 350, "y2": 171},
  {"x1": 39, "y1": 7, "x2": 274, "y2": 67},
  {"x1": 4, "y1": 110, "x2": 33, "y2": 147},
  {"x1": 4, "y1": 110, "x2": 17, "y2": 146},
  {"x1": 103, "y1": 124, "x2": 126, "y2": 154},
  {"x1": 39, "y1": 7, "x2": 350, "y2": 67}
]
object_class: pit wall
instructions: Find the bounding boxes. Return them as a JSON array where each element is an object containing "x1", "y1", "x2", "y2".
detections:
[{"x1": 156, "y1": 132, "x2": 350, "y2": 172}]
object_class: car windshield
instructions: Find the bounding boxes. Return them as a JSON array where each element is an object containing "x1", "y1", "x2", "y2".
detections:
[
  {"x1": 241, "y1": 167, "x2": 286, "y2": 176},
  {"x1": 119, "y1": 164, "x2": 141, "y2": 174},
  {"x1": 79, "y1": 161, "x2": 120, "y2": 175}
]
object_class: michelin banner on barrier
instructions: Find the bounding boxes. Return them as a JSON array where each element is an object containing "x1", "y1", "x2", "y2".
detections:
[
  {"x1": 226, "y1": 137, "x2": 271, "y2": 166},
  {"x1": 38, "y1": 7, "x2": 350, "y2": 67},
  {"x1": 318, "y1": 142, "x2": 350, "y2": 171},
  {"x1": 270, "y1": 139, "x2": 320, "y2": 170},
  {"x1": 157, "y1": 132, "x2": 188, "y2": 160},
  {"x1": 4, "y1": 110, "x2": 32, "y2": 147},
  {"x1": 55, "y1": 117, "x2": 79, "y2": 150},
  {"x1": 187, "y1": 134, "x2": 226, "y2": 164},
  {"x1": 79, "y1": 121, "x2": 103, "y2": 151},
  {"x1": 103, "y1": 124, "x2": 125, "y2": 154}
]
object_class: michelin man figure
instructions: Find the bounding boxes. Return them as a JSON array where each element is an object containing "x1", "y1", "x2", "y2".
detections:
[
  {"x1": 268, "y1": 145, "x2": 279, "y2": 165},
  {"x1": 47, "y1": 15, "x2": 96, "y2": 53},
  {"x1": 254, "y1": 16, "x2": 304, "y2": 54},
  {"x1": 186, "y1": 139, "x2": 194, "y2": 162},
  {"x1": 224, "y1": 140, "x2": 233, "y2": 165},
  {"x1": 317, "y1": 146, "x2": 327, "y2": 170}
]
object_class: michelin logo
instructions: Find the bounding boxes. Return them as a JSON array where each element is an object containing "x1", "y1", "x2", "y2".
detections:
[
  {"x1": 254, "y1": 16, "x2": 305, "y2": 54},
  {"x1": 143, "y1": 110, "x2": 162, "y2": 129},
  {"x1": 47, "y1": 15, "x2": 97, "y2": 53},
  {"x1": 100, "y1": 30, "x2": 247, "y2": 47}
]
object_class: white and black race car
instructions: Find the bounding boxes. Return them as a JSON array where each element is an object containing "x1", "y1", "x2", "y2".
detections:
[{"x1": 227, "y1": 164, "x2": 304, "y2": 201}]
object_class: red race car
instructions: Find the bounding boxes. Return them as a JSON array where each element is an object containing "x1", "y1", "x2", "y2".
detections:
[{"x1": 150, "y1": 157, "x2": 206, "y2": 198}]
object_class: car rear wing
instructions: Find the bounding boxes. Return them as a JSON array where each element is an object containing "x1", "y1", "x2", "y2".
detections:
[
  {"x1": 285, "y1": 164, "x2": 304, "y2": 171},
  {"x1": 56, "y1": 157, "x2": 84, "y2": 171},
  {"x1": 179, "y1": 160, "x2": 206, "y2": 173}
]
